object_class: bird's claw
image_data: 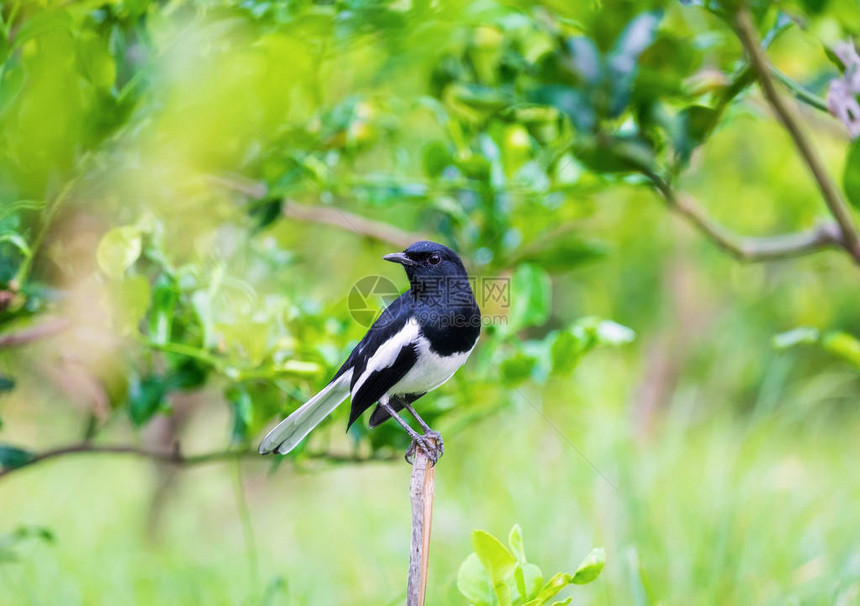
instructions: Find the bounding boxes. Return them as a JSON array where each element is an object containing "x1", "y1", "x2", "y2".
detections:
[
  {"x1": 405, "y1": 432, "x2": 443, "y2": 466},
  {"x1": 424, "y1": 430, "x2": 444, "y2": 457}
]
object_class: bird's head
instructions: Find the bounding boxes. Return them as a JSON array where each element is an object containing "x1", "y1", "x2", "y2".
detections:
[{"x1": 383, "y1": 241, "x2": 468, "y2": 284}]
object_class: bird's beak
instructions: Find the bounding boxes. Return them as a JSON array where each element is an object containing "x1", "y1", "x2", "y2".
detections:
[{"x1": 383, "y1": 252, "x2": 416, "y2": 266}]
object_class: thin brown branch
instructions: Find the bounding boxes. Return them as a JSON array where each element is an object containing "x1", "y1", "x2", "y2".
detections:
[
  {"x1": 0, "y1": 317, "x2": 71, "y2": 349},
  {"x1": 207, "y1": 173, "x2": 268, "y2": 199},
  {"x1": 647, "y1": 172, "x2": 844, "y2": 261},
  {"x1": 283, "y1": 201, "x2": 426, "y2": 249},
  {"x1": 0, "y1": 442, "x2": 396, "y2": 481},
  {"x1": 406, "y1": 439, "x2": 436, "y2": 606},
  {"x1": 734, "y1": 8, "x2": 860, "y2": 263},
  {"x1": 211, "y1": 173, "x2": 426, "y2": 248}
]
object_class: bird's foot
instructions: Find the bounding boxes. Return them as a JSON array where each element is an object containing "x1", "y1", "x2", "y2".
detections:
[
  {"x1": 404, "y1": 433, "x2": 443, "y2": 466},
  {"x1": 423, "y1": 430, "x2": 444, "y2": 457}
]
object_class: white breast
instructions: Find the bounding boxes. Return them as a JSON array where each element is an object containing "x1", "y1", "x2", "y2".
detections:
[{"x1": 388, "y1": 335, "x2": 475, "y2": 396}]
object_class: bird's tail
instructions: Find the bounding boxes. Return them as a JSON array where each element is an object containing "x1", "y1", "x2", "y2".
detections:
[{"x1": 258, "y1": 372, "x2": 351, "y2": 455}]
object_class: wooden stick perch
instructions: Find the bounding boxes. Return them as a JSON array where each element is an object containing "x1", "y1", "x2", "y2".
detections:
[{"x1": 406, "y1": 439, "x2": 437, "y2": 606}]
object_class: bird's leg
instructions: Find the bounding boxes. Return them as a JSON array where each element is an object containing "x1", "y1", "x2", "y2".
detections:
[
  {"x1": 377, "y1": 397, "x2": 438, "y2": 465},
  {"x1": 403, "y1": 402, "x2": 444, "y2": 458}
]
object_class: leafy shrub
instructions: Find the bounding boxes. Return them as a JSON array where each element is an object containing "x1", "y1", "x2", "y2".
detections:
[{"x1": 458, "y1": 525, "x2": 605, "y2": 606}]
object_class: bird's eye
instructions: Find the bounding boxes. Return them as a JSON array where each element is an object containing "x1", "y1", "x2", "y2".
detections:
[{"x1": 428, "y1": 253, "x2": 441, "y2": 266}]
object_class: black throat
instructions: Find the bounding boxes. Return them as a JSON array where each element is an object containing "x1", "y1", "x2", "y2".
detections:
[{"x1": 410, "y1": 272, "x2": 481, "y2": 356}]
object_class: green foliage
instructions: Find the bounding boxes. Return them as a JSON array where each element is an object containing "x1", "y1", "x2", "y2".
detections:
[
  {"x1": 774, "y1": 327, "x2": 860, "y2": 369},
  {"x1": 1, "y1": 0, "x2": 859, "y2": 602},
  {"x1": 96, "y1": 226, "x2": 142, "y2": 280},
  {"x1": 508, "y1": 264, "x2": 551, "y2": 332},
  {"x1": 844, "y1": 141, "x2": 860, "y2": 209},
  {"x1": 0, "y1": 445, "x2": 35, "y2": 470},
  {"x1": 0, "y1": 526, "x2": 54, "y2": 565},
  {"x1": 458, "y1": 525, "x2": 605, "y2": 606}
]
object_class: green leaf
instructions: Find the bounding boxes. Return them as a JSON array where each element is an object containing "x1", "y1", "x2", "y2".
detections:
[
  {"x1": 590, "y1": 319, "x2": 636, "y2": 346},
  {"x1": 0, "y1": 200, "x2": 45, "y2": 223},
  {"x1": 472, "y1": 530, "x2": 518, "y2": 584},
  {"x1": 509, "y1": 525, "x2": 528, "y2": 601},
  {"x1": 551, "y1": 600, "x2": 572, "y2": 606},
  {"x1": 607, "y1": 10, "x2": 663, "y2": 116},
  {"x1": 514, "y1": 236, "x2": 609, "y2": 272},
  {"x1": 457, "y1": 553, "x2": 493, "y2": 606},
  {"x1": 499, "y1": 352, "x2": 537, "y2": 385},
  {"x1": 0, "y1": 375, "x2": 15, "y2": 393},
  {"x1": 128, "y1": 374, "x2": 167, "y2": 426},
  {"x1": 114, "y1": 275, "x2": 151, "y2": 334},
  {"x1": 495, "y1": 580, "x2": 513, "y2": 606},
  {"x1": 675, "y1": 105, "x2": 720, "y2": 164},
  {"x1": 508, "y1": 264, "x2": 551, "y2": 331},
  {"x1": 13, "y1": 526, "x2": 55, "y2": 544},
  {"x1": 535, "y1": 572, "x2": 574, "y2": 602},
  {"x1": 0, "y1": 232, "x2": 32, "y2": 259},
  {"x1": 508, "y1": 525, "x2": 526, "y2": 565},
  {"x1": 166, "y1": 359, "x2": 207, "y2": 391},
  {"x1": 612, "y1": 11, "x2": 663, "y2": 67},
  {"x1": 279, "y1": 360, "x2": 324, "y2": 377},
  {"x1": 552, "y1": 318, "x2": 634, "y2": 375},
  {"x1": 514, "y1": 566, "x2": 528, "y2": 603},
  {"x1": 0, "y1": 445, "x2": 35, "y2": 470},
  {"x1": 227, "y1": 385, "x2": 254, "y2": 443},
  {"x1": 571, "y1": 547, "x2": 606, "y2": 584},
  {"x1": 97, "y1": 226, "x2": 142, "y2": 279},
  {"x1": 148, "y1": 275, "x2": 178, "y2": 345},
  {"x1": 843, "y1": 140, "x2": 860, "y2": 209},
  {"x1": 77, "y1": 33, "x2": 115, "y2": 90},
  {"x1": 191, "y1": 290, "x2": 215, "y2": 348},
  {"x1": 423, "y1": 140, "x2": 453, "y2": 178},
  {"x1": 522, "y1": 563, "x2": 543, "y2": 600},
  {"x1": 822, "y1": 331, "x2": 860, "y2": 369},
  {"x1": 550, "y1": 330, "x2": 587, "y2": 375},
  {"x1": 577, "y1": 135, "x2": 656, "y2": 174},
  {"x1": 772, "y1": 327, "x2": 820, "y2": 350}
]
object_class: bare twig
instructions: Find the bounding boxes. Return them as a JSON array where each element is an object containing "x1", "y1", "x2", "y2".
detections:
[
  {"x1": 211, "y1": 173, "x2": 426, "y2": 248},
  {"x1": 734, "y1": 8, "x2": 860, "y2": 263},
  {"x1": 207, "y1": 173, "x2": 268, "y2": 199},
  {"x1": 406, "y1": 440, "x2": 436, "y2": 606},
  {"x1": 0, "y1": 317, "x2": 71, "y2": 349},
  {"x1": 0, "y1": 291, "x2": 14, "y2": 312},
  {"x1": 0, "y1": 442, "x2": 396, "y2": 481},
  {"x1": 647, "y1": 173, "x2": 845, "y2": 261},
  {"x1": 283, "y1": 202, "x2": 426, "y2": 249}
]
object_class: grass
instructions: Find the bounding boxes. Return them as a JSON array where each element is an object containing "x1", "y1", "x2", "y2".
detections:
[{"x1": 2, "y1": 354, "x2": 860, "y2": 605}]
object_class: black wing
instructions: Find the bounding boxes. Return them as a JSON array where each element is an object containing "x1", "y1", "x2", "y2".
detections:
[
  {"x1": 347, "y1": 342, "x2": 418, "y2": 428},
  {"x1": 329, "y1": 292, "x2": 419, "y2": 428}
]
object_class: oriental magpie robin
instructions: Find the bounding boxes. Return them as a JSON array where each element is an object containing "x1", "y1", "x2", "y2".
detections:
[{"x1": 259, "y1": 241, "x2": 481, "y2": 463}]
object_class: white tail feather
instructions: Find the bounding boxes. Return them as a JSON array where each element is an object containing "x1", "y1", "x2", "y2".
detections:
[{"x1": 258, "y1": 372, "x2": 351, "y2": 455}]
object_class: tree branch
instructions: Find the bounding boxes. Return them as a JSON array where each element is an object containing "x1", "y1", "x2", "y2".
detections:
[
  {"x1": 406, "y1": 439, "x2": 436, "y2": 606},
  {"x1": 0, "y1": 317, "x2": 71, "y2": 349},
  {"x1": 0, "y1": 442, "x2": 397, "y2": 481},
  {"x1": 734, "y1": 8, "x2": 860, "y2": 263},
  {"x1": 210, "y1": 173, "x2": 426, "y2": 249},
  {"x1": 648, "y1": 173, "x2": 844, "y2": 261},
  {"x1": 282, "y1": 201, "x2": 426, "y2": 249}
]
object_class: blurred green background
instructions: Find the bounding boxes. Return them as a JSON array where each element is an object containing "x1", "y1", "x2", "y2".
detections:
[{"x1": 2, "y1": 0, "x2": 860, "y2": 604}]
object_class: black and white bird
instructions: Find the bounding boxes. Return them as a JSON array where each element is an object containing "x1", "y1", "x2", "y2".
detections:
[{"x1": 259, "y1": 241, "x2": 481, "y2": 462}]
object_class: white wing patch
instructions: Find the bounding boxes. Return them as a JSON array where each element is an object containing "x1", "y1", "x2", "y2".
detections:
[{"x1": 350, "y1": 318, "x2": 421, "y2": 396}]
